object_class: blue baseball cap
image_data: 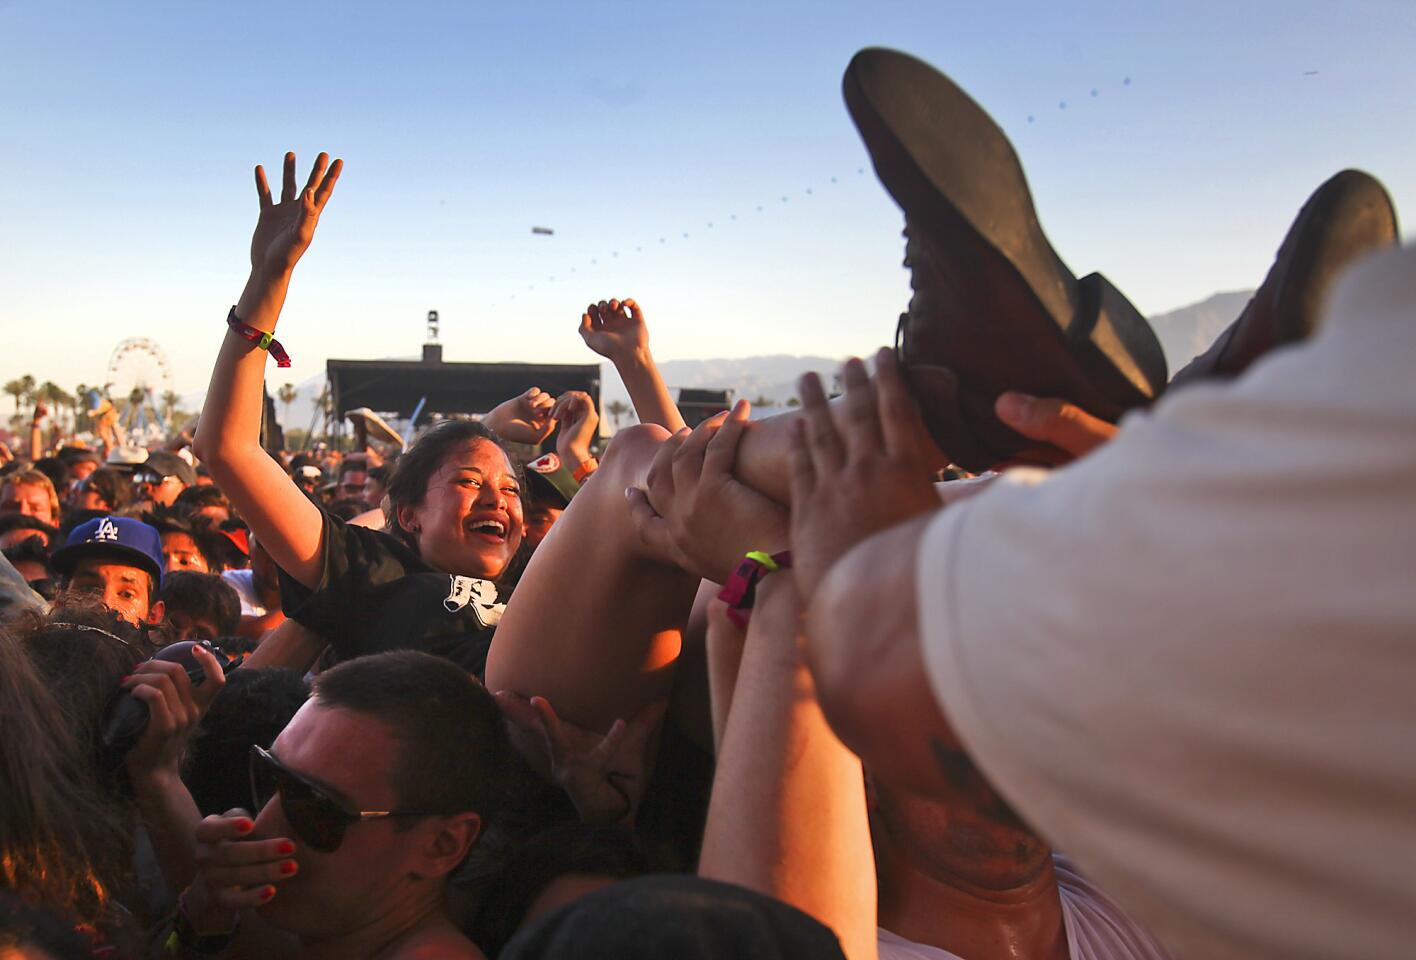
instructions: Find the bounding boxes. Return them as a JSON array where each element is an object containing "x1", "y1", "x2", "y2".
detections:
[{"x1": 51, "y1": 516, "x2": 164, "y2": 588}]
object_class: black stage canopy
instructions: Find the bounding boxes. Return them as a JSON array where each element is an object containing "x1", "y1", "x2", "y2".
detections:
[{"x1": 326, "y1": 344, "x2": 601, "y2": 438}]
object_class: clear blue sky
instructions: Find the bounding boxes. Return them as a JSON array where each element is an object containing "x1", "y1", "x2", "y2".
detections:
[{"x1": 1, "y1": 0, "x2": 1412, "y2": 396}]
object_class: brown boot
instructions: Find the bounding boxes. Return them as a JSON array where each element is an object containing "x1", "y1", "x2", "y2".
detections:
[
  {"x1": 1170, "y1": 170, "x2": 1398, "y2": 386},
  {"x1": 845, "y1": 48, "x2": 1167, "y2": 472}
]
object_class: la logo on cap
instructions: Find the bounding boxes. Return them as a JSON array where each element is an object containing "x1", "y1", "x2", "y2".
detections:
[{"x1": 93, "y1": 518, "x2": 121, "y2": 542}]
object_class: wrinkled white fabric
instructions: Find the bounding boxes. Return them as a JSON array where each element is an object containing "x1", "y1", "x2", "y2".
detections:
[{"x1": 916, "y1": 246, "x2": 1416, "y2": 960}]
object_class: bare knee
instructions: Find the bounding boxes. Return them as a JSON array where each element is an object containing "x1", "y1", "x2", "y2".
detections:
[{"x1": 598, "y1": 423, "x2": 672, "y2": 485}]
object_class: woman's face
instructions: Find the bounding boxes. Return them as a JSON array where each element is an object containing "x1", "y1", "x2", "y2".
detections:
[{"x1": 400, "y1": 439, "x2": 524, "y2": 580}]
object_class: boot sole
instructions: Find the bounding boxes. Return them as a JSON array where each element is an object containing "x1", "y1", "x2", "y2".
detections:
[{"x1": 844, "y1": 48, "x2": 1167, "y2": 466}]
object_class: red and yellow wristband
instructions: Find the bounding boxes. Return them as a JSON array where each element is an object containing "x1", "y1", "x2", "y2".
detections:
[
  {"x1": 716, "y1": 550, "x2": 792, "y2": 627},
  {"x1": 226, "y1": 306, "x2": 292, "y2": 368}
]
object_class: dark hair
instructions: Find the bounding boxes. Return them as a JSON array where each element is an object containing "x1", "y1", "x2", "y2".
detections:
[
  {"x1": 465, "y1": 823, "x2": 647, "y2": 956},
  {"x1": 60, "y1": 507, "x2": 109, "y2": 540},
  {"x1": 5, "y1": 605, "x2": 150, "y2": 922},
  {"x1": 158, "y1": 571, "x2": 241, "y2": 637},
  {"x1": 312, "y1": 650, "x2": 513, "y2": 821},
  {"x1": 368, "y1": 461, "x2": 394, "y2": 483},
  {"x1": 383, "y1": 419, "x2": 522, "y2": 552},
  {"x1": 75, "y1": 467, "x2": 132, "y2": 513},
  {"x1": 141, "y1": 507, "x2": 228, "y2": 570},
  {"x1": 18, "y1": 602, "x2": 154, "y2": 760},
  {"x1": 0, "y1": 887, "x2": 98, "y2": 960},
  {"x1": 33, "y1": 456, "x2": 72, "y2": 492},
  {"x1": 173, "y1": 484, "x2": 232, "y2": 521},
  {"x1": 3, "y1": 535, "x2": 56, "y2": 598},
  {"x1": 0, "y1": 512, "x2": 59, "y2": 544},
  {"x1": 185, "y1": 667, "x2": 309, "y2": 816}
]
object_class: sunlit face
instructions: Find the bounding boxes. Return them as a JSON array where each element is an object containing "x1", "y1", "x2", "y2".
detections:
[
  {"x1": 75, "y1": 481, "x2": 113, "y2": 512},
  {"x1": 69, "y1": 459, "x2": 99, "y2": 484},
  {"x1": 523, "y1": 503, "x2": 563, "y2": 550},
  {"x1": 192, "y1": 504, "x2": 232, "y2": 525},
  {"x1": 64, "y1": 558, "x2": 162, "y2": 625},
  {"x1": 1, "y1": 481, "x2": 57, "y2": 527},
  {"x1": 336, "y1": 470, "x2": 367, "y2": 501},
  {"x1": 398, "y1": 439, "x2": 524, "y2": 580},
  {"x1": 162, "y1": 532, "x2": 209, "y2": 573},
  {"x1": 133, "y1": 471, "x2": 186, "y2": 507},
  {"x1": 362, "y1": 476, "x2": 387, "y2": 510}
]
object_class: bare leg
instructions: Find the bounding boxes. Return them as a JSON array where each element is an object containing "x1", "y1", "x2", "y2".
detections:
[
  {"x1": 487, "y1": 391, "x2": 927, "y2": 731},
  {"x1": 487, "y1": 424, "x2": 701, "y2": 731}
]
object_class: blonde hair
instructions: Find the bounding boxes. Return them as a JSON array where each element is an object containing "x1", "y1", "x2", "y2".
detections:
[{"x1": 2, "y1": 469, "x2": 61, "y2": 525}]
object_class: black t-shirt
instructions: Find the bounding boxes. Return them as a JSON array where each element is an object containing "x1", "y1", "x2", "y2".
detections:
[{"x1": 278, "y1": 511, "x2": 503, "y2": 676}]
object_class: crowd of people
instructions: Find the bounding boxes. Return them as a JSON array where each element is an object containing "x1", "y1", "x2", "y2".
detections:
[{"x1": 2, "y1": 47, "x2": 1412, "y2": 960}]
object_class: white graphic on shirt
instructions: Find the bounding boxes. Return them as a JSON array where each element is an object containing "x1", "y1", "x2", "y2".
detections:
[
  {"x1": 92, "y1": 518, "x2": 121, "y2": 542},
  {"x1": 443, "y1": 575, "x2": 504, "y2": 627}
]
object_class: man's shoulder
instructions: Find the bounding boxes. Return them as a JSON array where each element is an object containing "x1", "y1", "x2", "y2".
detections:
[{"x1": 382, "y1": 924, "x2": 485, "y2": 960}]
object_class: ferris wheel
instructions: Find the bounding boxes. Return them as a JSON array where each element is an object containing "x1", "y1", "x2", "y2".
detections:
[{"x1": 104, "y1": 338, "x2": 174, "y2": 442}]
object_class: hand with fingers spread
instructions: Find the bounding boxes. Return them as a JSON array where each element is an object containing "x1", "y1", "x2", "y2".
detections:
[
  {"x1": 627, "y1": 400, "x2": 789, "y2": 582},
  {"x1": 249, "y1": 151, "x2": 343, "y2": 278},
  {"x1": 183, "y1": 810, "x2": 299, "y2": 930},
  {"x1": 484, "y1": 387, "x2": 558, "y2": 446},
  {"x1": 552, "y1": 390, "x2": 599, "y2": 469},
  {"x1": 993, "y1": 391, "x2": 1118, "y2": 466},
  {"x1": 579, "y1": 298, "x2": 649, "y2": 364},
  {"x1": 123, "y1": 642, "x2": 227, "y2": 785},
  {"x1": 789, "y1": 349, "x2": 942, "y2": 601},
  {"x1": 494, "y1": 691, "x2": 666, "y2": 827}
]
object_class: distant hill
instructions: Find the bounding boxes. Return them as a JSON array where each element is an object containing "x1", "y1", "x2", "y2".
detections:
[
  {"x1": 1149, "y1": 290, "x2": 1253, "y2": 375},
  {"x1": 187, "y1": 290, "x2": 1256, "y2": 437}
]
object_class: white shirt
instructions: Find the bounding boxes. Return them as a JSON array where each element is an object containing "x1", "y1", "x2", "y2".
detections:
[
  {"x1": 877, "y1": 855, "x2": 1170, "y2": 960},
  {"x1": 915, "y1": 246, "x2": 1416, "y2": 960}
]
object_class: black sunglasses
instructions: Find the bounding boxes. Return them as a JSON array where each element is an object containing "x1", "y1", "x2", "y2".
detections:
[{"x1": 248, "y1": 745, "x2": 438, "y2": 853}]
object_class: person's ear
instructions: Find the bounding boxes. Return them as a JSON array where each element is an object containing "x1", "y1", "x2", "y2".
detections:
[
  {"x1": 412, "y1": 811, "x2": 481, "y2": 880},
  {"x1": 148, "y1": 599, "x2": 166, "y2": 626},
  {"x1": 394, "y1": 502, "x2": 421, "y2": 536}
]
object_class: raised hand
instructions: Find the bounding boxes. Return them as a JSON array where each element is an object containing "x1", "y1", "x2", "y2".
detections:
[
  {"x1": 122, "y1": 643, "x2": 227, "y2": 783},
  {"x1": 183, "y1": 809, "x2": 298, "y2": 930},
  {"x1": 494, "y1": 691, "x2": 666, "y2": 827},
  {"x1": 484, "y1": 387, "x2": 557, "y2": 445},
  {"x1": 579, "y1": 298, "x2": 649, "y2": 363},
  {"x1": 552, "y1": 390, "x2": 599, "y2": 467},
  {"x1": 249, "y1": 151, "x2": 343, "y2": 277},
  {"x1": 788, "y1": 349, "x2": 942, "y2": 601}
]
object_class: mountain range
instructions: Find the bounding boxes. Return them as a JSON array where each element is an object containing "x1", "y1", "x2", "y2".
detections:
[{"x1": 247, "y1": 289, "x2": 1256, "y2": 435}]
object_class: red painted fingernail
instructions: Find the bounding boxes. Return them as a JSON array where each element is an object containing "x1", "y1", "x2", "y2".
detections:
[
  {"x1": 277, "y1": 841, "x2": 295, "y2": 855},
  {"x1": 236, "y1": 819, "x2": 254, "y2": 833},
  {"x1": 280, "y1": 860, "x2": 297, "y2": 875},
  {"x1": 119, "y1": 675, "x2": 131, "y2": 683},
  {"x1": 261, "y1": 885, "x2": 276, "y2": 901}
]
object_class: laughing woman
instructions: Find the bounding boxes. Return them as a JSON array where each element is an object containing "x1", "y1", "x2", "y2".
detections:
[{"x1": 194, "y1": 153, "x2": 525, "y2": 674}]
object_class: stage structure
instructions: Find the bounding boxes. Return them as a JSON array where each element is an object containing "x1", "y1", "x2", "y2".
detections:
[{"x1": 323, "y1": 311, "x2": 600, "y2": 445}]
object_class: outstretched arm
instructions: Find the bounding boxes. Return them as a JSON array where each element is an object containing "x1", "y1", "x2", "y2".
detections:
[
  {"x1": 580, "y1": 298, "x2": 687, "y2": 434},
  {"x1": 699, "y1": 579, "x2": 879, "y2": 960},
  {"x1": 193, "y1": 152, "x2": 342, "y2": 589}
]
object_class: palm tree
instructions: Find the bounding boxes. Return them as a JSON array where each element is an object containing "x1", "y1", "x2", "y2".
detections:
[
  {"x1": 3, "y1": 379, "x2": 25, "y2": 413},
  {"x1": 277, "y1": 383, "x2": 298, "y2": 426},
  {"x1": 606, "y1": 400, "x2": 631, "y2": 431},
  {"x1": 751, "y1": 396, "x2": 776, "y2": 409},
  {"x1": 40, "y1": 382, "x2": 72, "y2": 435},
  {"x1": 160, "y1": 390, "x2": 181, "y2": 427}
]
